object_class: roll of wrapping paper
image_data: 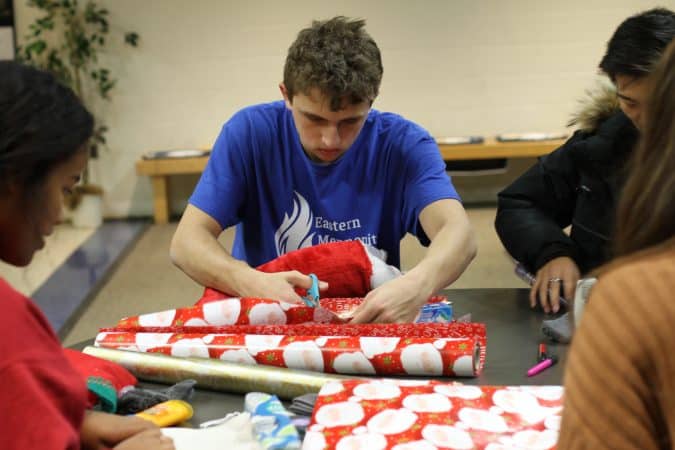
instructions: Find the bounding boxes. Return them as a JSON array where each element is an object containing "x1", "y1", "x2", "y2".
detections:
[
  {"x1": 82, "y1": 346, "x2": 351, "y2": 400},
  {"x1": 102, "y1": 322, "x2": 485, "y2": 340},
  {"x1": 94, "y1": 332, "x2": 482, "y2": 377},
  {"x1": 100, "y1": 322, "x2": 486, "y2": 376},
  {"x1": 113, "y1": 296, "x2": 449, "y2": 328}
]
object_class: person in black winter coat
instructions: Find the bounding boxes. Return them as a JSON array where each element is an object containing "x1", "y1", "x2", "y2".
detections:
[{"x1": 495, "y1": 8, "x2": 675, "y2": 314}]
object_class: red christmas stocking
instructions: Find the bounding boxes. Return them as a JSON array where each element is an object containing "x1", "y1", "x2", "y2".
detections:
[
  {"x1": 63, "y1": 348, "x2": 137, "y2": 412},
  {"x1": 196, "y1": 241, "x2": 401, "y2": 305}
]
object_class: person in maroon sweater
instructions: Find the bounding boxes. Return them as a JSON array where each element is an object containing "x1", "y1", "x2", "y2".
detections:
[{"x1": 0, "y1": 62, "x2": 174, "y2": 449}]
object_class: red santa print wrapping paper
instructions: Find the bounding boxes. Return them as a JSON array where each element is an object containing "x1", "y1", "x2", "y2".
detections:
[
  {"x1": 303, "y1": 379, "x2": 563, "y2": 450},
  {"x1": 103, "y1": 321, "x2": 485, "y2": 342},
  {"x1": 94, "y1": 331, "x2": 483, "y2": 377},
  {"x1": 115, "y1": 297, "x2": 330, "y2": 328},
  {"x1": 113, "y1": 297, "x2": 450, "y2": 328}
]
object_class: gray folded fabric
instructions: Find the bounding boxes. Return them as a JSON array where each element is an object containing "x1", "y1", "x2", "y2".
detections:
[
  {"x1": 117, "y1": 379, "x2": 197, "y2": 414},
  {"x1": 541, "y1": 312, "x2": 571, "y2": 344},
  {"x1": 288, "y1": 393, "x2": 318, "y2": 416}
]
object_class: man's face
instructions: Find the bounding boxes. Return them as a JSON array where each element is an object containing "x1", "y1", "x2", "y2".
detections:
[
  {"x1": 615, "y1": 73, "x2": 653, "y2": 132},
  {"x1": 281, "y1": 85, "x2": 371, "y2": 163}
]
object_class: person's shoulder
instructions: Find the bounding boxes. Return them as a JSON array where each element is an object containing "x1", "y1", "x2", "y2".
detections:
[
  {"x1": 593, "y1": 243, "x2": 675, "y2": 313},
  {"x1": 544, "y1": 128, "x2": 592, "y2": 161},
  {"x1": 594, "y1": 110, "x2": 635, "y2": 137},
  {"x1": 369, "y1": 109, "x2": 426, "y2": 134},
  {"x1": 214, "y1": 101, "x2": 286, "y2": 155},
  {"x1": 0, "y1": 279, "x2": 60, "y2": 366},
  {"x1": 239, "y1": 100, "x2": 286, "y2": 115},
  {"x1": 539, "y1": 127, "x2": 602, "y2": 172},
  {"x1": 0, "y1": 278, "x2": 35, "y2": 322},
  {"x1": 366, "y1": 109, "x2": 434, "y2": 153},
  {"x1": 0, "y1": 277, "x2": 24, "y2": 301},
  {"x1": 568, "y1": 111, "x2": 637, "y2": 164},
  {"x1": 228, "y1": 100, "x2": 286, "y2": 125},
  {"x1": 604, "y1": 244, "x2": 675, "y2": 277},
  {"x1": 550, "y1": 111, "x2": 632, "y2": 153}
]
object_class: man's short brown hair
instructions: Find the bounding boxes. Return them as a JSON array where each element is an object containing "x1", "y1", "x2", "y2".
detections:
[{"x1": 283, "y1": 16, "x2": 383, "y2": 111}]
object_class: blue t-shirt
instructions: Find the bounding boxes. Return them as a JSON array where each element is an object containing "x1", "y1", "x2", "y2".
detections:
[{"x1": 190, "y1": 101, "x2": 460, "y2": 268}]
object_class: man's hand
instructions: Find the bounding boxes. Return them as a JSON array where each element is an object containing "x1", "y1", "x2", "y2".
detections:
[
  {"x1": 350, "y1": 274, "x2": 430, "y2": 323},
  {"x1": 234, "y1": 269, "x2": 328, "y2": 304},
  {"x1": 349, "y1": 199, "x2": 475, "y2": 324},
  {"x1": 80, "y1": 411, "x2": 158, "y2": 450},
  {"x1": 531, "y1": 256, "x2": 580, "y2": 313},
  {"x1": 114, "y1": 429, "x2": 174, "y2": 450},
  {"x1": 172, "y1": 206, "x2": 331, "y2": 303}
]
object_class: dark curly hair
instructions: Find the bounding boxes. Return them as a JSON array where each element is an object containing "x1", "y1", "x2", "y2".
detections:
[
  {"x1": 283, "y1": 16, "x2": 383, "y2": 111},
  {"x1": 0, "y1": 61, "x2": 93, "y2": 193}
]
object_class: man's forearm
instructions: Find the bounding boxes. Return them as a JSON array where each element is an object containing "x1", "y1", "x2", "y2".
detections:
[
  {"x1": 170, "y1": 226, "x2": 253, "y2": 295},
  {"x1": 406, "y1": 219, "x2": 477, "y2": 294},
  {"x1": 349, "y1": 215, "x2": 477, "y2": 324}
]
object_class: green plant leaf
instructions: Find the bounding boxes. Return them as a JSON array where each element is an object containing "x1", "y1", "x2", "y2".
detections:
[
  {"x1": 36, "y1": 16, "x2": 54, "y2": 30},
  {"x1": 23, "y1": 0, "x2": 138, "y2": 162},
  {"x1": 29, "y1": 24, "x2": 43, "y2": 37},
  {"x1": 25, "y1": 40, "x2": 47, "y2": 56},
  {"x1": 124, "y1": 32, "x2": 139, "y2": 47}
]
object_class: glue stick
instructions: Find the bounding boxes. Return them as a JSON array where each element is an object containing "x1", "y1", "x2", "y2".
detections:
[{"x1": 136, "y1": 399, "x2": 194, "y2": 427}]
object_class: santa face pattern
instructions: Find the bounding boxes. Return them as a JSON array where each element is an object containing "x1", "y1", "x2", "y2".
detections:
[
  {"x1": 94, "y1": 332, "x2": 482, "y2": 377},
  {"x1": 303, "y1": 380, "x2": 563, "y2": 450},
  {"x1": 104, "y1": 322, "x2": 486, "y2": 345},
  {"x1": 103, "y1": 300, "x2": 486, "y2": 377},
  {"x1": 114, "y1": 297, "x2": 450, "y2": 329},
  {"x1": 116, "y1": 297, "x2": 300, "y2": 328}
]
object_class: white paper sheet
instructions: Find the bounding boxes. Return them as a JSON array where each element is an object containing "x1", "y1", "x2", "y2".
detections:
[{"x1": 162, "y1": 412, "x2": 263, "y2": 450}]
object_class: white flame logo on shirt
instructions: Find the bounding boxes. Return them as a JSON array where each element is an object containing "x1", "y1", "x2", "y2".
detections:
[{"x1": 274, "y1": 191, "x2": 315, "y2": 256}]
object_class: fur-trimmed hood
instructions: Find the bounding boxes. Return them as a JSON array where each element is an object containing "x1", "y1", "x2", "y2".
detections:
[{"x1": 567, "y1": 77, "x2": 620, "y2": 132}]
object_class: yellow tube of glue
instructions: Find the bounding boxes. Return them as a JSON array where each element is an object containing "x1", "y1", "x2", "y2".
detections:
[{"x1": 135, "y1": 399, "x2": 193, "y2": 427}]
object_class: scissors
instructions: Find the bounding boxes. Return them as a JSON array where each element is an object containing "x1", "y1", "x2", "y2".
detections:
[
  {"x1": 301, "y1": 273, "x2": 320, "y2": 307},
  {"x1": 300, "y1": 273, "x2": 351, "y2": 323}
]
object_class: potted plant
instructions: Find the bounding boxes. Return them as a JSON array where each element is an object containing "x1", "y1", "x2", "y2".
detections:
[{"x1": 19, "y1": 0, "x2": 138, "y2": 227}]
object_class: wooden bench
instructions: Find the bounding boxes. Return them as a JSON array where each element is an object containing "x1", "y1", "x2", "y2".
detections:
[{"x1": 136, "y1": 138, "x2": 564, "y2": 224}]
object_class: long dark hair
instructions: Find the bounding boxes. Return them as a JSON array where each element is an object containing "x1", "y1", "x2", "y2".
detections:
[
  {"x1": 0, "y1": 61, "x2": 93, "y2": 193},
  {"x1": 614, "y1": 40, "x2": 675, "y2": 256}
]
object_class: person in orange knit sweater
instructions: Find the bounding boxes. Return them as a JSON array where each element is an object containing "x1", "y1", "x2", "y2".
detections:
[
  {"x1": 559, "y1": 40, "x2": 675, "y2": 449},
  {"x1": 0, "y1": 62, "x2": 173, "y2": 450}
]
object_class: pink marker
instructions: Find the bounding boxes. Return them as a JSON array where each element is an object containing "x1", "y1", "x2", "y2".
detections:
[{"x1": 527, "y1": 356, "x2": 558, "y2": 377}]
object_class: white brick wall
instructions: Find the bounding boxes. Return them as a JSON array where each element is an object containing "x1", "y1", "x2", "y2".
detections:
[{"x1": 14, "y1": 0, "x2": 671, "y2": 217}]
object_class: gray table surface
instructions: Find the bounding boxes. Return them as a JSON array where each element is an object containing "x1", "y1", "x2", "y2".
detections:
[{"x1": 77, "y1": 288, "x2": 567, "y2": 425}]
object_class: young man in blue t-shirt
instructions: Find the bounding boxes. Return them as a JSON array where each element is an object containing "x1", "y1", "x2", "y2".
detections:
[{"x1": 171, "y1": 16, "x2": 476, "y2": 323}]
